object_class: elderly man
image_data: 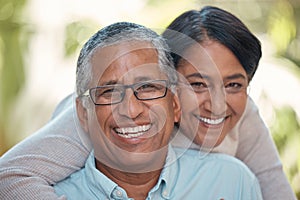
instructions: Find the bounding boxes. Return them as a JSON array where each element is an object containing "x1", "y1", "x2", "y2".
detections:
[{"x1": 52, "y1": 22, "x2": 262, "y2": 200}]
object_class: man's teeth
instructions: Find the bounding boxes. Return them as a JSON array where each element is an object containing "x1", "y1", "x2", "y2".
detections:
[
  {"x1": 197, "y1": 116, "x2": 225, "y2": 125},
  {"x1": 115, "y1": 124, "x2": 151, "y2": 138}
]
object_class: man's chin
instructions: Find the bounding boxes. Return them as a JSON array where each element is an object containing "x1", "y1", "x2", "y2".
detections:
[{"x1": 94, "y1": 148, "x2": 168, "y2": 173}]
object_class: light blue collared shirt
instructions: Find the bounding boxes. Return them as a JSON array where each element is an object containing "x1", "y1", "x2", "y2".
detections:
[{"x1": 55, "y1": 146, "x2": 262, "y2": 200}]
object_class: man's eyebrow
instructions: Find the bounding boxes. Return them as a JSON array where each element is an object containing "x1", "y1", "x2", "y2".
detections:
[
  {"x1": 98, "y1": 76, "x2": 154, "y2": 86},
  {"x1": 98, "y1": 80, "x2": 118, "y2": 86},
  {"x1": 134, "y1": 76, "x2": 153, "y2": 82}
]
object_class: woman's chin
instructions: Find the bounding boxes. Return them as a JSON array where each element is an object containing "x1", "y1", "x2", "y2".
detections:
[{"x1": 192, "y1": 133, "x2": 224, "y2": 150}]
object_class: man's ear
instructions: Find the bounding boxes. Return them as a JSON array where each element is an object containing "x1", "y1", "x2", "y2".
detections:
[
  {"x1": 172, "y1": 93, "x2": 181, "y2": 123},
  {"x1": 76, "y1": 98, "x2": 89, "y2": 133}
]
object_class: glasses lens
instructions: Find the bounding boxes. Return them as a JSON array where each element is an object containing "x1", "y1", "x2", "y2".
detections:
[
  {"x1": 135, "y1": 80, "x2": 167, "y2": 100},
  {"x1": 89, "y1": 80, "x2": 168, "y2": 105},
  {"x1": 90, "y1": 86, "x2": 123, "y2": 105}
]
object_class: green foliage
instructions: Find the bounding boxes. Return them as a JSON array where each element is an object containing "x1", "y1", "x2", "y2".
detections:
[
  {"x1": 270, "y1": 106, "x2": 300, "y2": 199},
  {"x1": 64, "y1": 20, "x2": 99, "y2": 58},
  {"x1": 0, "y1": 0, "x2": 30, "y2": 154},
  {"x1": 271, "y1": 106, "x2": 299, "y2": 153},
  {"x1": 267, "y1": 0, "x2": 297, "y2": 56}
]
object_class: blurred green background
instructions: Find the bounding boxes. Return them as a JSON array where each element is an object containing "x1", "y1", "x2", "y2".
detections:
[{"x1": 0, "y1": 0, "x2": 299, "y2": 198}]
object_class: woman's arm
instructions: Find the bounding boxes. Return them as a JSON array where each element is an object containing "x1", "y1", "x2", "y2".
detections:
[
  {"x1": 0, "y1": 94, "x2": 91, "y2": 200},
  {"x1": 236, "y1": 97, "x2": 297, "y2": 200},
  {"x1": 1, "y1": 94, "x2": 296, "y2": 199}
]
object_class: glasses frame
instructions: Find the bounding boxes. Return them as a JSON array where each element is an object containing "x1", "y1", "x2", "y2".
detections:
[{"x1": 82, "y1": 79, "x2": 170, "y2": 106}]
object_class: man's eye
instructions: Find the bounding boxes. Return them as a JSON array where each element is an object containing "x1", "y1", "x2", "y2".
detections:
[
  {"x1": 137, "y1": 83, "x2": 162, "y2": 92},
  {"x1": 140, "y1": 83, "x2": 155, "y2": 89},
  {"x1": 96, "y1": 88, "x2": 116, "y2": 97}
]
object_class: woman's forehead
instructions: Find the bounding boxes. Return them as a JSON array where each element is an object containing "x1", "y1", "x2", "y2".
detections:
[{"x1": 178, "y1": 41, "x2": 246, "y2": 79}]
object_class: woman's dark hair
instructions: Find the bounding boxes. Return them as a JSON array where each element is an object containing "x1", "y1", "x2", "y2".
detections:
[{"x1": 162, "y1": 6, "x2": 262, "y2": 81}]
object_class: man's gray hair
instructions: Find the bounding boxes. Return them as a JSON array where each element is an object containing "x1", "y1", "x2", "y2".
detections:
[{"x1": 76, "y1": 22, "x2": 177, "y2": 97}]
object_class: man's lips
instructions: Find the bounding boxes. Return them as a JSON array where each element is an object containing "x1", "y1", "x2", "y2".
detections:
[{"x1": 114, "y1": 124, "x2": 152, "y2": 139}]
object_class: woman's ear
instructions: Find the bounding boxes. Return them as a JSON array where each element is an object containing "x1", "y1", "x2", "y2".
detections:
[{"x1": 76, "y1": 98, "x2": 89, "y2": 133}]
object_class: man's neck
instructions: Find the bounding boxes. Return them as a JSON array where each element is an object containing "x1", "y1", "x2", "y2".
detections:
[{"x1": 96, "y1": 160, "x2": 163, "y2": 200}]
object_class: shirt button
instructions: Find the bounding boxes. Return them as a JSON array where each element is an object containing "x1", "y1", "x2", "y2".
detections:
[
  {"x1": 116, "y1": 190, "x2": 122, "y2": 197},
  {"x1": 163, "y1": 190, "x2": 168, "y2": 196}
]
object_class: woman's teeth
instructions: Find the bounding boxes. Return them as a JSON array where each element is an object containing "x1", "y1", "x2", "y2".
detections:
[
  {"x1": 197, "y1": 116, "x2": 225, "y2": 125},
  {"x1": 115, "y1": 124, "x2": 151, "y2": 138}
]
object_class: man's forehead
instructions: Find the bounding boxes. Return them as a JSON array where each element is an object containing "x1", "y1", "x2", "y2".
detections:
[
  {"x1": 91, "y1": 41, "x2": 156, "y2": 64},
  {"x1": 90, "y1": 41, "x2": 163, "y2": 85}
]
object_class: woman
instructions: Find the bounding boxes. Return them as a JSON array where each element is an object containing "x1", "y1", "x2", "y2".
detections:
[
  {"x1": 163, "y1": 7, "x2": 295, "y2": 199},
  {"x1": 0, "y1": 6, "x2": 296, "y2": 200}
]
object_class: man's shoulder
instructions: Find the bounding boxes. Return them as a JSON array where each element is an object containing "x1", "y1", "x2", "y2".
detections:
[
  {"x1": 174, "y1": 147, "x2": 255, "y2": 179},
  {"x1": 54, "y1": 167, "x2": 87, "y2": 198},
  {"x1": 175, "y1": 147, "x2": 245, "y2": 164},
  {"x1": 169, "y1": 148, "x2": 262, "y2": 199}
]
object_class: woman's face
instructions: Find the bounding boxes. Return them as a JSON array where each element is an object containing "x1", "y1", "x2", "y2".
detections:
[{"x1": 176, "y1": 40, "x2": 249, "y2": 148}]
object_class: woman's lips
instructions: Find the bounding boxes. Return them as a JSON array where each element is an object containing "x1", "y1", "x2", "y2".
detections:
[{"x1": 195, "y1": 115, "x2": 227, "y2": 126}]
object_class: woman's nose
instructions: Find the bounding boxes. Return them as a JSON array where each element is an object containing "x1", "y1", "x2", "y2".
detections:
[{"x1": 203, "y1": 88, "x2": 227, "y2": 116}]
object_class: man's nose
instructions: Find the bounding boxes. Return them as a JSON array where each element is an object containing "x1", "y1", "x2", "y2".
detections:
[{"x1": 117, "y1": 89, "x2": 144, "y2": 119}]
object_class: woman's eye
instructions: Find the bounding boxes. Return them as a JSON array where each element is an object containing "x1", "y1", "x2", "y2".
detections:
[
  {"x1": 189, "y1": 82, "x2": 208, "y2": 92},
  {"x1": 190, "y1": 82, "x2": 204, "y2": 87},
  {"x1": 190, "y1": 82, "x2": 206, "y2": 88},
  {"x1": 225, "y1": 82, "x2": 245, "y2": 93},
  {"x1": 228, "y1": 82, "x2": 242, "y2": 88}
]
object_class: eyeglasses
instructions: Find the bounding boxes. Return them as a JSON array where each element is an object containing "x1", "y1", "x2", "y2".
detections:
[{"x1": 82, "y1": 80, "x2": 170, "y2": 105}]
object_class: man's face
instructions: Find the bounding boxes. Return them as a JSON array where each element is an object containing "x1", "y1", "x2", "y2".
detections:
[{"x1": 77, "y1": 41, "x2": 180, "y2": 172}]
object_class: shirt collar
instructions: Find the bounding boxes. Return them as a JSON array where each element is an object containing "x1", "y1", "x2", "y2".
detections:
[
  {"x1": 85, "y1": 145, "x2": 179, "y2": 199},
  {"x1": 151, "y1": 145, "x2": 178, "y2": 199},
  {"x1": 85, "y1": 150, "x2": 118, "y2": 199}
]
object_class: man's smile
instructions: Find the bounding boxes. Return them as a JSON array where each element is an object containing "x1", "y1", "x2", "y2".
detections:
[{"x1": 114, "y1": 124, "x2": 152, "y2": 139}]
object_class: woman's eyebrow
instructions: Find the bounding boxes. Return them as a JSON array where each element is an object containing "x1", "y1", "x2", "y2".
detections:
[
  {"x1": 185, "y1": 72, "x2": 247, "y2": 82},
  {"x1": 186, "y1": 73, "x2": 210, "y2": 80},
  {"x1": 224, "y1": 73, "x2": 247, "y2": 81}
]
